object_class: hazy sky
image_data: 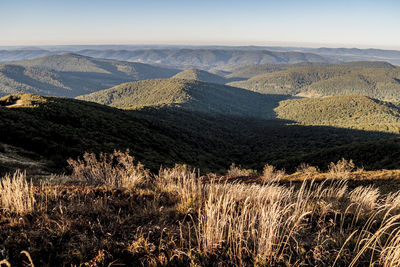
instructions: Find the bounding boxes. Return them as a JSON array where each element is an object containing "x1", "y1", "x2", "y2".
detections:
[{"x1": 1, "y1": 0, "x2": 399, "y2": 49}]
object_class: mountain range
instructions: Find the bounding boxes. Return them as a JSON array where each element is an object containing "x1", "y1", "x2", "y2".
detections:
[
  {"x1": 2, "y1": 47, "x2": 400, "y2": 174},
  {"x1": 0, "y1": 53, "x2": 179, "y2": 97}
]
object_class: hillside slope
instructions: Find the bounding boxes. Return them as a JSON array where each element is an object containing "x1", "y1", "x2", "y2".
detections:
[
  {"x1": 228, "y1": 65, "x2": 400, "y2": 101},
  {"x1": 275, "y1": 95, "x2": 400, "y2": 133},
  {"x1": 226, "y1": 61, "x2": 396, "y2": 79},
  {"x1": 2, "y1": 93, "x2": 400, "y2": 174},
  {"x1": 77, "y1": 78, "x2": 285, "y2": 118},
  {"x1": 0, "y1": 54, "x2": 179, "y2": 97},
  {"x1": 172, "y1": 68, "x2": 227, "y2": 84},
  {"x1": 0, "y1": 93, "x2": 226, "y2": 172}
]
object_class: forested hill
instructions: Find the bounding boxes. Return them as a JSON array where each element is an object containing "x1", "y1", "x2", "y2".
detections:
[
  {"x1": 77, "y1": 78, "x2": 286, "y2": 118},
  {"x1": 172, "y1": 68, "x2": 228, "y2": 84},
  {"x1": 228, "y1": 64, "x2": 400, "y2": 101},
  {"x1": 2, "y1": 93, "x2": 400, "y2": 174},
  {"x1": 275, "y1": 95, "x2": 400, "y2": 133}
]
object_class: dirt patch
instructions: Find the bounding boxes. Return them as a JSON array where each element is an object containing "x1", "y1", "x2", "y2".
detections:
[{"x1": 0, "y1": 96, "x2": 23, "y2": 107}]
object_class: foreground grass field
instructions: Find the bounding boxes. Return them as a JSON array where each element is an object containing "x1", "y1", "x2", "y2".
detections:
[{"x1": 1, "y1": 152, "x2": 400, "y2": 266}]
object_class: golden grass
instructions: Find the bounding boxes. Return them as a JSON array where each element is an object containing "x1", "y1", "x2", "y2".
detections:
[
  {"x1": 0, "y1": 170, "x2": 35, "y2": 215},
  {"x1": 4, "y1": 155, "x2": 400, "y2": 265},
  {"x1": 157, "y1": 164, "x2": 204, "y2": 214}
]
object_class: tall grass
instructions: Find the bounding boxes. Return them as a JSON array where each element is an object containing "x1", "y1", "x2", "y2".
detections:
[
  {"x1": 0, "y1": 170, "x2": 35, "y2": 215},
  {"x1": 157, "y1": 164, "x2": 204, "y2": 214},
  {"x1": 4, "y1": 156, "x2": 400, "y2": 265}
]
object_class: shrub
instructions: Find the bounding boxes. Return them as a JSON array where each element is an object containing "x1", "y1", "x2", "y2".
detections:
[
  {"x1": 227, "y1": 163, "x2": 257, "y2": 177},
  {"x1": 261, "y1": 164, "x2": 285, "y2": 183},
  {"x1": 0, "y1": 170, "x2": 35, "y2": 215},
  {"x1": 296, "y1": 163, "x2": 319, "y2": 175},
  {"x1": 327, "y1": 158, "x2": 355, "y2": 179},
  {"x1": 67, "y1": 150, "x2": 150, "y2": 189}
]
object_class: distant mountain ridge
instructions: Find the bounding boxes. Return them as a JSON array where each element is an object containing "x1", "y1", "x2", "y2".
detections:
[
  {"x1": 0, "y1": 48, "x2": 332, "y2": 70},
  {"x1": 0, "y1": 54, "x2": 179, "y2": 97}
]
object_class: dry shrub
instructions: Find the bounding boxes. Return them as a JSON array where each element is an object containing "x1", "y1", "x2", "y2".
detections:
[
  {"x1": 227, "y1": 163, "x2": 257, "y2": 177},
  {"x1": 0, "y1": 170, "x2": 35, "y2": 215},
  {"x1": 296, "y1": 163, "x2": 320, "y2": 175},
  {"x1": 67, "y1": 150, "x2": 150, "y2": 189},
  {"x1": 261, "y1": 164, "x2": 285, "y2": 183},
  {"x1": 328, "y1": 158, "x2": 355, "y2": 179},
  {"x1": 157, "y1": 164, "x2": 204, "y2": 214}
]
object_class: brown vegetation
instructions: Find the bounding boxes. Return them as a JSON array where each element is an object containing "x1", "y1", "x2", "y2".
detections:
[{"x1": 1, "y1": 153, "x2": 400, "y2": 265}]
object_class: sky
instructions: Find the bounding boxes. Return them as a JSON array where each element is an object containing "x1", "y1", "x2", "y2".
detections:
[{"x1": 0, "y1": 0, "x2": 399, "y2": 49}]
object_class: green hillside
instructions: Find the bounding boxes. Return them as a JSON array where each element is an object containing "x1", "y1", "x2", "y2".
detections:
[
  {"x1": 3, "y1": 93, "x2": 400, "y2": 174},
  {"x1": 228, "y1": 65, "x2": 400, "y2": 101},
  {"x1": 0, "y1": 54, "x2": 179, "y2": 97},
  {"x1": 275, "y1": 95, "x2": 400, "y2": 133},
  {"x1": 226, "y1": 61, "x2": 395, "y2": 80},
  {"x1": 172, "y1": 68, "x2": 227, "y2": 84},
  {"x1": 0, "y1": 93, "x2": 226, "y2": 172},
  {"x1": 77, "y1": 78, "x2": 284, "y2": 118}
]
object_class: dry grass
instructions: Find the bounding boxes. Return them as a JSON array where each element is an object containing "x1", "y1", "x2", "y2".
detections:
[
  {"x1": 4, "y1": 156, "x2": 400, "y2": 265},
  {"x1": 0, "y1": 170, "x2": 35, "y2": 215},
  {"x1": 157, "y1": 164, "x2": 204, "y2": 214},
  {"x1": 349, "y1": 185, "x2": 380, "y2": 211}
]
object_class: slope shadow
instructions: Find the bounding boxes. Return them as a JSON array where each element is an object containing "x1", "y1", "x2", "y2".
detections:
[
  {"x1": 1, "y1": 96, "x2": 399, "y2": 175},
  {"x1": 129, "y1": 106, "x2": 400, "y2": 172}
]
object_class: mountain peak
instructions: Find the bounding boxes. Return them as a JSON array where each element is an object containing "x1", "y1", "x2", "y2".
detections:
[{"x1": 172, "y1": 68, "x2": 227, "y2": 84}]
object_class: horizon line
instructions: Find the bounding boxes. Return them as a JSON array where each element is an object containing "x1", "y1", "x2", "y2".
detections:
[{"x1": 1, "y1": 43, "x2": 400, "y2": 52}]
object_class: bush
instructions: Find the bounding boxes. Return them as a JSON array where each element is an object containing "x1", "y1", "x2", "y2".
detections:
[
  {"x1": 327, "y1": 158, "x2": 355, "y2": 179},
  {"x1": 296, "y1": 163, "x2": 319, "y2": 175},
  {"x1": 261, "y1": 164, "x2": 285, "y2": 183},
  {"x1": 67, "y1": 150, "x2": 150, "y2": 189},
  {"x1": 227, "y1": 163, "x2": 257, "y2": 177}
]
